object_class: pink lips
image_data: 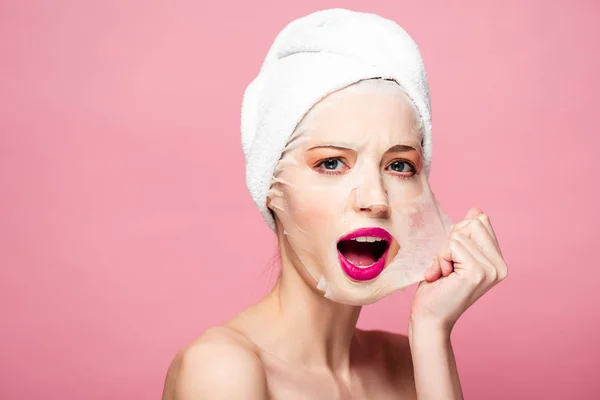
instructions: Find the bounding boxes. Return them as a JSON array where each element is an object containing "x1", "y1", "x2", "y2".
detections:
[{"x1": 337, "y1": 227, "x2": 392, "y2": 281}]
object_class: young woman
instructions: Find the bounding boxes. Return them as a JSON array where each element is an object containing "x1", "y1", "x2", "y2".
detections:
[{"x1": 162, "y1": 9, "x2": 507, "y2": 400}]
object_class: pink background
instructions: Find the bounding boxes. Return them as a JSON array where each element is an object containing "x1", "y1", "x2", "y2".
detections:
[{"x1": 1, "y1": 0, "x2": 599, "y2": 398}]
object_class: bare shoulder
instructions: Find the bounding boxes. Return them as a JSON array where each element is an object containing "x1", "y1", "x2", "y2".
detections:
[{"x1": 162, "y1": 326, "x2": 268, "y2": 400}]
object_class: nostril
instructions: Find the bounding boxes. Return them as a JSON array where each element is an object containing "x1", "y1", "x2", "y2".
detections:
[
  {"x1": 353, "y1": 185, "x2": 390, "y2": 215},
  {"x1": 361, "y1": 204, "x2": 389, "y2": 214},
  {"x1": 374, "y1": 205, "x2": 388, "y2": 214}
]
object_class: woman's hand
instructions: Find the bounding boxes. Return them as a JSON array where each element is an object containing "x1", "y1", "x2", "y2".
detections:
[{"x1": 409, "y1": 207, "x2": 508, "y2": 333}]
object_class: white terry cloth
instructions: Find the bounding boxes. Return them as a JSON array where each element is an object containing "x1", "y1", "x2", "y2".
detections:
[{"x1": 241, "y1": 8, "x2": 432, "y2": 231}]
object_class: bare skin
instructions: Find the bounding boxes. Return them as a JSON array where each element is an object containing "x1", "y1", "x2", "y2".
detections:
[
  {"x1": 162, "y1": 243, "x2": 419, "y2": 400},
  {"x1": 162, "y1": 84, "x2": 507, "y2": 399},
  {"x1": 161, "y1": 206, "x2": 506, "y2": 400}
]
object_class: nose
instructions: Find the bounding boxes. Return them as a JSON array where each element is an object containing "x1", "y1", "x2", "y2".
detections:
[{"x1": 353, "y1": 178, "x2": 390, "y2": 218}]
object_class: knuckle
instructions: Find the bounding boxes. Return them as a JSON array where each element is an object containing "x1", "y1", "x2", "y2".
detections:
[
  {"x1": 449, "y1": 232, "x2": 461, "y2": 243},
  {"x1": 470, "y1": 219, "x2": 486, "y2": 231},
  {"x1": 497, "y1": 263, "x2": 509, "y2": 280},
  {"x1": 451, "y1": 222, "x2": 464, "y2": 233},
  {"x1": 470, "y1": 269, "x2": 486, "y2": 286},
  {"x1": 488, "y1": 266, "x2": 498, "y2": 281}
]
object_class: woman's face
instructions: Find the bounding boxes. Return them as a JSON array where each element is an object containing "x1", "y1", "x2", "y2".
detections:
[{"x1": 268, "y1": 80, "x2": 450, "y2": 305}]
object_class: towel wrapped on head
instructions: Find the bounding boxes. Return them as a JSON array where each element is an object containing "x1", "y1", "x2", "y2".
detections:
[{"x1": 241, "y1": 8, "x2": 433, "y2": 230}]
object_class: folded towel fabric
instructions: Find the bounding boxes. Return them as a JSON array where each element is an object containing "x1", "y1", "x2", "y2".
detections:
[{"x1": 241, "y1": 8, "x2": 432, "y2": 230}]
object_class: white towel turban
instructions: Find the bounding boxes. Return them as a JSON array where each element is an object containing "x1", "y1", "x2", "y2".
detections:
[{"x1": 241, "y1": 8, "x2": 432, "y2": 231}]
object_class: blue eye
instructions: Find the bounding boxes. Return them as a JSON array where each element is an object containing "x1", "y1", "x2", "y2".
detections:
[
  {"x1": 387, "y1": 160, "x2": 416, "y2": 173},
  {"x1": 315, "y1": 158, "x2": 348, "y2": 175},
  {"x1": 322, "y1": 158, "x2": 342, "y2": 170}
]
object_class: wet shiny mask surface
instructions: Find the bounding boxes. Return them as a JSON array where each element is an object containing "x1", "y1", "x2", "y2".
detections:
[{"x1": 268, "y1": 80, "x2": 452, "y2": 305}]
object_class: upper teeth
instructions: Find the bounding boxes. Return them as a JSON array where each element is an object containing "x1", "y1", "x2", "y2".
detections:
[{"x1": 352, "y1": 236, "x2": 383, "y2": 243}]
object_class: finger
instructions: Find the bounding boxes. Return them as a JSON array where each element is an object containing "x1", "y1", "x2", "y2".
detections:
[
  {"x1": 459, "y1": 208, "x2": 496, "y2": 242},
  {"x1": 437, "y1": 254, "x2": 454, "y2": 278},
  {"x1": 463, "y1": 219, "x2": 503, "y2": 263},
  {"x1": 475, "y1": 213, "x2": 501, "y2": 255},
  {"x1": 439, "y1": 232, "x2": 471, "y2": 266},
  {"x1": 450, "y1": 213, "x2": 480, "y2": 237},
  {"x1": 453, "y1": 232, "x2": 498, "y2": 281},
  {"x1": 450, "y1": 217, "x2": 501, "y2": 262},
  {"x1": 440, "y1": 210, "x2": 486, "y2": 274},
  {"x1": 424, "y1": 257, "x2": 443, "y2": 282},
  {"x1": 450, "y1": 218, "x2": 470, "y2": 233},
  {"x1": 456, "y1": 224, "x2": 508, "y2": 281},
  {"x1": 446, "y1": 218, "x2": 475, "y2": 249},
  {"x1": 438, "y1": 234, "x2": 472, "y2": 278},
  {"x1": 439, "y1": 255, "x2": 454, "y2": 277},
  {"x1": 465, "y1": 207, "x2": 483, "y2": 220},
  {"x1": 475, "y1": 213, "x2": 496, "y2": 242}
]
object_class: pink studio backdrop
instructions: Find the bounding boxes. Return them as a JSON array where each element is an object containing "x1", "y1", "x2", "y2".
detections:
[{"x1": 1, "y1": 1, "x2": 599, "y2": 399}]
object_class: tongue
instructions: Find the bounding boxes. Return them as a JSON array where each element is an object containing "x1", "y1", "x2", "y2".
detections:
[{"x1": 339, "y1": 241, "x2": 378, "y2": 267}]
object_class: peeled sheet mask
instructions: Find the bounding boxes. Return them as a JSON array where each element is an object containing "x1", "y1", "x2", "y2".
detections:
[{"x1": 268, "y1": 80, "x2": 453, "y2": 306}]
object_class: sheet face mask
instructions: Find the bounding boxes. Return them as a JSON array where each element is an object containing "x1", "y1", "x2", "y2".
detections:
[{"x1": 268, "y1": 80, "x2": 453, "y2": 306}]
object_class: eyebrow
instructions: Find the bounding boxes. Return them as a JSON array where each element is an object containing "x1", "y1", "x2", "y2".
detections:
[
  {"x1": 306, "y1": 145, "x2": 354, "y2": 151},
  {"x1": 384, "y1": 144, "x2": 419, "y2": 154},
  {"x1": 307, "y1": 144, "x2": 420, "y2": 153}
]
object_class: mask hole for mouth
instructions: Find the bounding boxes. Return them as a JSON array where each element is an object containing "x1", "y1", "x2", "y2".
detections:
[{"x1": 337, "y1": 240, "x2": 389, "y2": 267}]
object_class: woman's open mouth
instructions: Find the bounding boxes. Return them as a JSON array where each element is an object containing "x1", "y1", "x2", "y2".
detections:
[{"x1": 337, "y1": 227, "x2": 392, "y2": 281}]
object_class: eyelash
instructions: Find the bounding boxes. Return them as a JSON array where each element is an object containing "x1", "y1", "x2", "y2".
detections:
[
  {"x1": 386, "y1": 160, "x2": 418, "y2": 179},
  {"x1": 314, "y1": 158, "x2": 418, "y2": 179},
  {"x1": 314, "y1": 158, "x2": 348, "y2": 175}
]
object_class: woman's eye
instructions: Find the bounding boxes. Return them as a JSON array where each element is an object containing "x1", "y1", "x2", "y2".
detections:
[
  {"x1": 320, "y1": 158, "x2": 344, "y2": 170},
  {"x1": 387, "y1": 160, "x2": 415, "y2": 173},
  {"x1": 314, "y1": 158, "x2": 349, "y2": 175}
]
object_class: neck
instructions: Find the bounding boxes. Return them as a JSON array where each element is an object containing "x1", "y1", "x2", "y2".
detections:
[
  {"x1": 230, "y1": 226, "x2": 363, "y2": 374},
  {"x1": 264, "y1": 262, "x2": 362, "y2": 372}
]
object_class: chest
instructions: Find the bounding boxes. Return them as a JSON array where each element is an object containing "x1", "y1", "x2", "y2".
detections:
[{"x1": 261, "y1": 360, "x2": 404, "y2": 400}]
